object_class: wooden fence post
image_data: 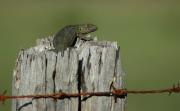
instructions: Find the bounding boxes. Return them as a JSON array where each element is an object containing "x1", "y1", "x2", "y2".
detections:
[{"x1": 12, "y1": 36, "x2": 125, "y2": 111}]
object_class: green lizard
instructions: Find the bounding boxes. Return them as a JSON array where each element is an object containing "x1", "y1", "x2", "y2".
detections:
[{"x1": 53, "y1": 24, "x2": 97, "y2": 52}]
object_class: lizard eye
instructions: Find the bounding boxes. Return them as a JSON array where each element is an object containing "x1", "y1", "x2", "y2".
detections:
[
  {"x1": 79, "y1": 27, "x2": 84, "y2": 32},
  {"x1": 79, "y1": 27, "x2": 82, "y2": 30}
]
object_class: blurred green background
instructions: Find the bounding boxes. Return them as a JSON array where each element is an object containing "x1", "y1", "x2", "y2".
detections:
[{"x1": 0, "y1": 0, "x2": 180, "y2": 111}]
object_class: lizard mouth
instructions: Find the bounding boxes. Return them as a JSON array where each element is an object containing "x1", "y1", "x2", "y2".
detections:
[
  {"x1": 90, "y1": 26, "x2": 98, "y2": 32},
  {"x1": 91, "y1": 27, "x2": 98, "y2": 32}
]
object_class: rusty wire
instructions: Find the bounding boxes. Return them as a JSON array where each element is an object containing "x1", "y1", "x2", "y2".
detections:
[{"x1": 0, "y1": 83, "x2": 180, "y2": 103}]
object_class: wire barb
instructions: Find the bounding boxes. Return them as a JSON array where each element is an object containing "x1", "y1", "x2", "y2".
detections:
[{"x1": 0, "y1": 90, "x2": 7, "y2": 104}]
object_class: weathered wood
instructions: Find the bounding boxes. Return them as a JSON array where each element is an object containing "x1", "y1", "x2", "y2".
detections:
[{"x1": 12, "y1": 36, "x2": 125, "y2": 111}]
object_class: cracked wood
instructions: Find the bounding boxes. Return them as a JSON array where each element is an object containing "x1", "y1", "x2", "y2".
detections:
[{"x1": 12, "y1": 37, "x2": 125, "y2": 111}]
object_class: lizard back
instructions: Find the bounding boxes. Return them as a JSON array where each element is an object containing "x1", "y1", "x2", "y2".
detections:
[{"x1": 53, "y1": 25, "x2": 77, "y2": 51}]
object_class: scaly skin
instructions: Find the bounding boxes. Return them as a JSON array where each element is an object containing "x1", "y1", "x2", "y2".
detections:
[{"x1": 53, "y1": 24, "x2": 97, "y2": 52}]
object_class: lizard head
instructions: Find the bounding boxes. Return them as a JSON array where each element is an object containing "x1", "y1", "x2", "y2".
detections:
[{"x1": 76, "y1": 24, "x2": 97, "y2": 34}]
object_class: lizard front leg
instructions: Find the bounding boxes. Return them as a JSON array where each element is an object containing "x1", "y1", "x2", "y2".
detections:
[{"x1": 77, "y1": 33, "x2": 94, "y2": 41}]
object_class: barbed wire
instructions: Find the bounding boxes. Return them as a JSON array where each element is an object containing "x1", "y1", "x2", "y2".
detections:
[{"x1": 0, "y1": 83, "x2": 180, "y2": 104}]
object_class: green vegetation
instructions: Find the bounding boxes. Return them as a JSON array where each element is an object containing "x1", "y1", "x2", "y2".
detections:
[{"x1": 0, "y1": 0, "x2": 180, "y2": 111}]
